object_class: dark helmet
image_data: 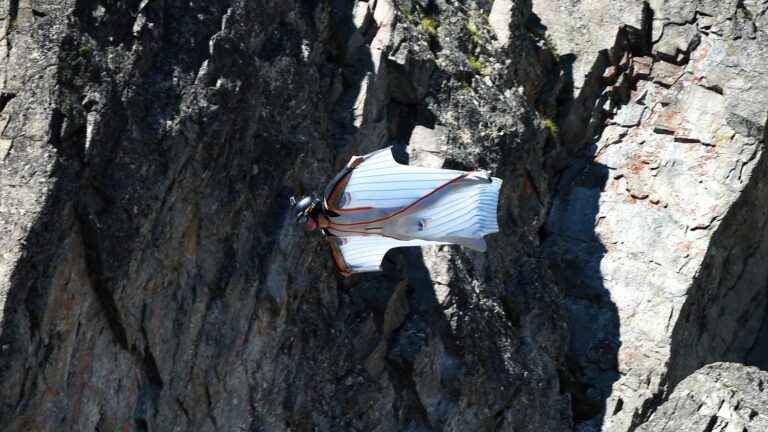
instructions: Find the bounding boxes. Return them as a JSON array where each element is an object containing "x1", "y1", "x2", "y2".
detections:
[{"x1": 290, "y1": 194, "x2": 321, "y2": 224}]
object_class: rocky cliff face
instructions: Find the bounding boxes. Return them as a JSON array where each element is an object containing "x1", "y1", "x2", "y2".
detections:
[
  {"x1": 537, "y1": 0, "x2": 768, "y2": 430},
  {"x1": 0, "y1": 0, "x2": 766, "y2": 431}
]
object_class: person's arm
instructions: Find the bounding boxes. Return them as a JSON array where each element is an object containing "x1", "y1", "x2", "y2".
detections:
[
  {"x1": 323, "y1": 155, "x2": 365, "y2": 198},
  {"x1": 322, "y1": 230, "x2": 349, "y2": 274}
]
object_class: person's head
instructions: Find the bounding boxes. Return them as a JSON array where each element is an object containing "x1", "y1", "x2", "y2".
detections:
[{"x1": 290, "y1": 194, "x2": 322, "y2": 231}]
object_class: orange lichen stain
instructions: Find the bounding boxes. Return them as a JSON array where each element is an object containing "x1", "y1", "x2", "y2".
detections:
[
  {"x1": 184, "y1": 217, "x2": 199, "y2": 256},
  {"x1": 689, "y1": 161, "x2": 706, "y2": 176},
  {"x1": 692, "y1": 156, "x2": 716, "y2": 176},
  {"x1": 692, "y1": 41, "x2": 709, "y2": 61},
  {"x1": 658, "y1": 109, "x2": 681, "y2": 129},
  {"x1": 619, "y1": 349, "x2": 636, "y2": 367},
  {"x1": 521, "y1": 176, "x2": 534, "y2": 198},
  {"x1": 627, "y1": 158, "x2": 645, "y2": 175},
  {"x1": 648, "y1": 91, "x2": 663, "y2": 105},
  {"x1": 675, "y1": 126, "x2": 693, "y2": 140},
  {"x1": 147, "y1": 277, "x2": 162, "y2": 297},
  {"x1": 256, "y1": 319, "x2": 265, "y2": 336}
]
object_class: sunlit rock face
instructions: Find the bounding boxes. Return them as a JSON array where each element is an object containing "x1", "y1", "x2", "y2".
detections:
[{"x1": 537, "y1": 0, "x2": 768, "y2": 430}]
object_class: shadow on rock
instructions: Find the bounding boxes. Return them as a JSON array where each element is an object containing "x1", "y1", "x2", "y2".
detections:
[
  {"x1": 542, "y1": 158, "x2": 619, "y2": 429},
  {"x1": 343, "y1": 245, "x2": 460, "y2": 429}
]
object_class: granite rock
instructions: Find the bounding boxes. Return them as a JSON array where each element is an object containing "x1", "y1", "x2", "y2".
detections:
[{"x1": 636, "y1": 363, "x2": 768, "y2": 432}]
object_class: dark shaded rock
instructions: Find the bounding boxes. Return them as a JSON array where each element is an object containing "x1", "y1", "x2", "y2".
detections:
[
  {"x1": 386, "y1": 24, "x2": 435, "y2": 104},
  {"x1": 3, "y1": 0, "x2": 768, "y2": 431}
]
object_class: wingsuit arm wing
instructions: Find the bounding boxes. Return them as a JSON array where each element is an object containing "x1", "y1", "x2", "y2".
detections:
[
  {"x1": 323, "y1": 148, "x2": 396, "y2": 208},
  {"x1": 324, "y1": 235, "x2": 389, "y2": 274},
  {"x1": 325, "y1": 235, "x2": 447, "y2": 274},
  {"x1": 324, "y1": 165, "x2": 352, "y2": 200},
  {"x1": 328, "y1": 147, "x2": 468, "y2": 211}
]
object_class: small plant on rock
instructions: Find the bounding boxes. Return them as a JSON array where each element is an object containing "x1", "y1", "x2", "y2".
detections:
[
  {"x1": 420, "y1": 16, "x2": 438, "y2": 37},
  {"x1": 465, "y1": 22, "x2": 481, "y2": 44},
  {"x1": 526, "y1": 22, "x2": 560, "y2": 63},
  {"x1": 468, "y1": 55, "x2": 484, "y2": 75},
  {"x1": 396, "y1": 1, "x2": 414, "y2": 22},
  {"x1": 542, "y1": 116, "x2": 559, "y2": 139},
  {"x1": 465, "y1": 21, "x2": 486, "y2": 76}
]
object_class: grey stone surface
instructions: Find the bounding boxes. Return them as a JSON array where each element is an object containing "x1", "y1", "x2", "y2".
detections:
[
  {"x1": 531, "y1": 0, "x2": 646, "y2": 97},
  {"x1": 537, "y1": 0, "x2": 768, "y2": 431},
  {"x1": 489, "y1": 0, "x2": 515, "y2": 48},
  {"x1": 0, "y1": 0, "x2": 67, "y2": 341},
  {"x1": 653, "y1": 23, "x2": 700, "y2": 65},
  {"x1": 636, "y1": 363, "x2": 768, "y2": 432},
  {"x1": 612, "y1": 103, "x2": 647, "y2": 127},
  {"x1": 651, "y1": 60, "x2": 684, "y2": 87}
]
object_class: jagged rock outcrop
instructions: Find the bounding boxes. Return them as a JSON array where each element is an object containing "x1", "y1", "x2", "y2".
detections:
[{"x1": 636, "y1": 363, "x2": 768, "y2": 431}]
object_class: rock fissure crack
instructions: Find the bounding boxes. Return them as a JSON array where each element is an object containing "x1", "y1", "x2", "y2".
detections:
[{"x1": 77, "y1": 213, "x2": 129, "y2": 351}]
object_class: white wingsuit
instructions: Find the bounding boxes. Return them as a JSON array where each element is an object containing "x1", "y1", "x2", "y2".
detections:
[{"x1": 321, "y1": 147, "x2": 502, "y2": 274}]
